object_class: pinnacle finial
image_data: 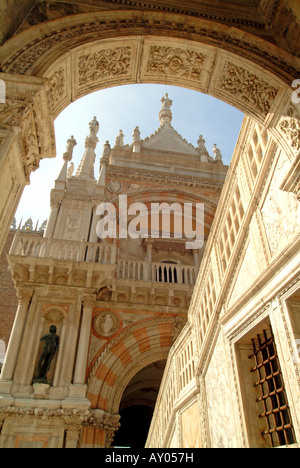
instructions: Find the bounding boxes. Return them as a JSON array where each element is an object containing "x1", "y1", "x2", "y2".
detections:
[
  {"x1": 159, "y1": 93, "x2": 173, "y2": 126},
  {"x1": 75, "y1": 118, "x2": 99, "y2": 179},
  {"x1": 63, "y1": 135, "x2": 77, "y2": 162},
  {"x1": 89, "y1": 116, "x2": 100, "y2": 136}
]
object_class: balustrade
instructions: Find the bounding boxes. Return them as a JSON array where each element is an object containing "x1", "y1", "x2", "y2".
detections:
[
  {"x1": 116, "y1": 260, "x2": 198, "y2": 285},
  {"x1": 10, "y1": 232, "x2": 199, "y2": 285}
]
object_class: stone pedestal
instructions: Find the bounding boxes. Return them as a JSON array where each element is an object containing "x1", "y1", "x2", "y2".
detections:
[{"x1": 32, "y1": 383, "x2": 50, "y2": 399}]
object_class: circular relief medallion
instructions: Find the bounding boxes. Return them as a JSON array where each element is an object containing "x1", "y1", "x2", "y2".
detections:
[{"x1": 93, "y1": 311, "x2": 120, "y2": 338}]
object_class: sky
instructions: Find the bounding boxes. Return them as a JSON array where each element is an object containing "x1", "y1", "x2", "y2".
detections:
[{"x1": 15, "y1": 84, "x2": 244, "y2": 228}]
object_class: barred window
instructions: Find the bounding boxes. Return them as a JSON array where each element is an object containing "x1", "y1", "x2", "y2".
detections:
[{"x1": 249, "y1": 327, "x2": 296, "y2": 447}]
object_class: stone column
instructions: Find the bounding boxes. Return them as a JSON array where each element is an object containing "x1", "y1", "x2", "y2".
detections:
[
  {"x1": 0, "y1": 288, "x2": 32, "y2": 390},
  {"x1": 193, "y1": 249, "x2": 200, "y2": 267},
  {"x1": 44, "y1": 196, "x2": 61, "y2": 238},
  {"x1": 110, "y1": 239, "x2": 117, "y2": 265},
  {"x1": 89, "y1": 203, "x2": 99, "y2": 243},
  {"x1": 144, "y1": 239, "x2": 153, "y2": 280},
  {"x1": 66, "y1": 295, "x2": 96, "y2": 403},
  {"x1": 64, "y1": 422, "x2": 82, "y2": 449},
  {"x1": 80, "y1": 411, "x2": 121, "y2": 448},
  {"x1": 145, "y1": 239, "x2": 153, "y2": 262},
  {"x1": 0, "y1": 74, "x2": 56, "y2": 255}
]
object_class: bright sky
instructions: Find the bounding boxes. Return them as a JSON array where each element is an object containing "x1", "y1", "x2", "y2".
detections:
[{"x1": 15, "y1": 84, "x2": 244, "y2": 228}]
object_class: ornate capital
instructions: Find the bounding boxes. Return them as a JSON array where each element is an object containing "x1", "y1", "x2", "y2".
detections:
[
  {"x1": 84, "y1": 410, "x2": 121, "y2": 448},
  {"x1": 82, "y1": 294, "x2": 96, "y2": 309},
  {"x1": 16, "y1": 288, "x2": 33, "y2": 304}
]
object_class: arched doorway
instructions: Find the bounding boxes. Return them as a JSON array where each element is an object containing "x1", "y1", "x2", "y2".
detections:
[{"x1": 113, "y1": 360, "x2": 167, "y2": 448}]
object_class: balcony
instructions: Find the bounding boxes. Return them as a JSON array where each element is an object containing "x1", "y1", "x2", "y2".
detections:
[
  {"x1": 8, "y1": 232, "x2": 199, "y2": 289},
  {"x1": 116, "y1": 260, "x2": 198, "y2": 285}
]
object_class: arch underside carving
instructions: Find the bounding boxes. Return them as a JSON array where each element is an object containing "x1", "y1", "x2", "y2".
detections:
[
  {"x1": 1, "y1": 11, "x2": 298, "y2": 170},
  {"x1": 87, "y1": 317, "x2": 176, "y2": 414}
]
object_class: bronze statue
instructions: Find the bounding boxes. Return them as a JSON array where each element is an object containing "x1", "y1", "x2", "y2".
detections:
[{"x1": 33, "y1": 325, "x2": 59, "y2": 384}]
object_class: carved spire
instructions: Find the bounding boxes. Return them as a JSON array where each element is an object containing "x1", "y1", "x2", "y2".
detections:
[
  {"x1": 159, "y1": 93, "x2": 173, "y2": 126},
  {"x1": 97, "y1": 141, "x2": 111, "y2": 188},
  {"x1": 76, "y1": 117, "x2": 99, "y2": 179}
]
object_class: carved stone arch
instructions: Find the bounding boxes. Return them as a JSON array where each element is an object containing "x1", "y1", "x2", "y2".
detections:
[
  {"x1": 0, "y1": 8, "x2": 299, "y2": 254},
  {"x1": 87, "y1": 317, "x2": 175, "y2": 414},
  {"x1": 111, "y1": 349, "x2": 170, "y2": 415}
]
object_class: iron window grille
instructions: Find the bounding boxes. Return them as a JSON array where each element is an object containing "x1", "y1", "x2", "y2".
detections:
[{"x1": 249, "y1": 327, "x2": 296, "y2": 447}]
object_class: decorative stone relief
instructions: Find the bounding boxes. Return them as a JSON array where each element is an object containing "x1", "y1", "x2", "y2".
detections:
[
  {"x1": 43, "y1": 307, "x2": 65, "y2": 324},
  {"x1": 261, "y1": 151, "x2": 300, "y2": 256},
  {"x1": 78, "y1": 47, "x2": 132, "y2": 86},
  {"x1": 146, "y1": 46, "x2": 206, "y2": 81},
  {"x1": 48, "y1": 67, "x2": 66, "y2": 110},
  {"x1": 218, "y1": 62, "x2": 278, "y2": 116},
  {"x1": 64, "y1": 209, "x2": 83, "y2": 240},
  {"x1": 107, "y1": 181, "x2": 123, "y2": 194},
  {"x1": 172, "y1": 316, "x2": 186, "y2": 342},
  {"x1": 0, "y1": 98, "x2": 29, "y2": 127},
  {"x1": 278, "y1": 105, "x2": 300, "y2": 156},
  {"x1": 93, "y1": 311, "x2": 121, "y2": 338}
]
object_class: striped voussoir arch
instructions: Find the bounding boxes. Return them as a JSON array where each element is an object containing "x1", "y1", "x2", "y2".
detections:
[{"x1": 87, "y1": 316, "x2": 177, "y2": 414}]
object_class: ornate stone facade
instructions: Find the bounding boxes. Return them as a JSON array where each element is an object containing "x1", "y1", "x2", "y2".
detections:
[
  {"x1": 0, "y1": 0, "x2": 299, "y2": 449},
  {"x1": 0, "y1": 95, "x2": 228, "y2": 447}
]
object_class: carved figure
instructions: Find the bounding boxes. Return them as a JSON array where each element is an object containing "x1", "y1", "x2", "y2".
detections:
[
  {"x1": 67, "y1": 162, "x2": 74, "y2": 178},
  {"x1": 34, "y1": 325, "x2": 59, "y2": 383},
  {"x1": 132, "y1": 126, "x2": 141, "y2": 142},
  {"x1": 115, "y1": 130, "x2": 124, "y2": 147}
]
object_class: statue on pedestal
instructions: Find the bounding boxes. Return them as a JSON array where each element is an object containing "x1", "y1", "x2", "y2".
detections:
[{"x1": 33, "y1": 325, "x2": 59, "y2": 384}]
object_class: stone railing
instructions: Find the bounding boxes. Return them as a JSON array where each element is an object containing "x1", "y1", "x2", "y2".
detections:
[
  {"x1": 116, "y1": 260, "x2": 198, "y2": 285},
  {"x1": 9, "y1": 232, "x2": 116, "y2": 264},
  {"x1": 9, "y1": 232, "x2": 198, "y2": 285},
  {"x1": 146, "y1": 325, "x2": 196, "y2": 448}
]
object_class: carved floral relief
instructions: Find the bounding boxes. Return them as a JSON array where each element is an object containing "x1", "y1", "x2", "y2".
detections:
[
  {"x1": 48, "y1": 67, "x2": 66, "y2": 110},
  {"x1": 278, "y1": 105, "x2": 300, "y2": 155},
  {"x1": 78, "y1": 47, "x2": 132, "y2": 86},
  {"x1": 219, "y1": 62, "x2": 278, "y2": 116},
  {"x1": 146, "y1": 46, "x2": 206, "y2": 80}
]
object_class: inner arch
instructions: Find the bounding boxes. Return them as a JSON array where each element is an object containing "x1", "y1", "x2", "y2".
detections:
[{"x1": 113, "y1": 360, "x2": 167, "y2": 448}]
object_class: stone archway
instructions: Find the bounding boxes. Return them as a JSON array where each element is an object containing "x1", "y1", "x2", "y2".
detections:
[
  {"x1": 114, "y1": 359, "x2": 167, "y2": 448},
  {"x1": 87, "y1": 317, "x2": 173, "y2": 413},
  {"x1": 0, "y1": 5, "x2": 299, "y2": 254},
  {"x1": 83, "y1": 317, "x2": 174, "y2": 447}
]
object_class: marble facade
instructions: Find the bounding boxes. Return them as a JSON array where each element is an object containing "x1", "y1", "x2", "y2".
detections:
[{"x1": 0, "y1": 0, "x2": 299, "y2": 448}]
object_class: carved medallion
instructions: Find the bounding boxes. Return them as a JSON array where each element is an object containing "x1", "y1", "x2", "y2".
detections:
[
  {"x1": 107, "y1": 181, "x2": 123, "y2": 193},
  {"x1": 146, "y1": 46, "x2": 206, "y2": 80},
  {"x1": 93, "y1": 311, "x2": 120, "y2": 338}
]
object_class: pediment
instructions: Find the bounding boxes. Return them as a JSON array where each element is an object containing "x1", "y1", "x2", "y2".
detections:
[{"x1": 142, "y1": 125, "x2": 198, "y2": 156}]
